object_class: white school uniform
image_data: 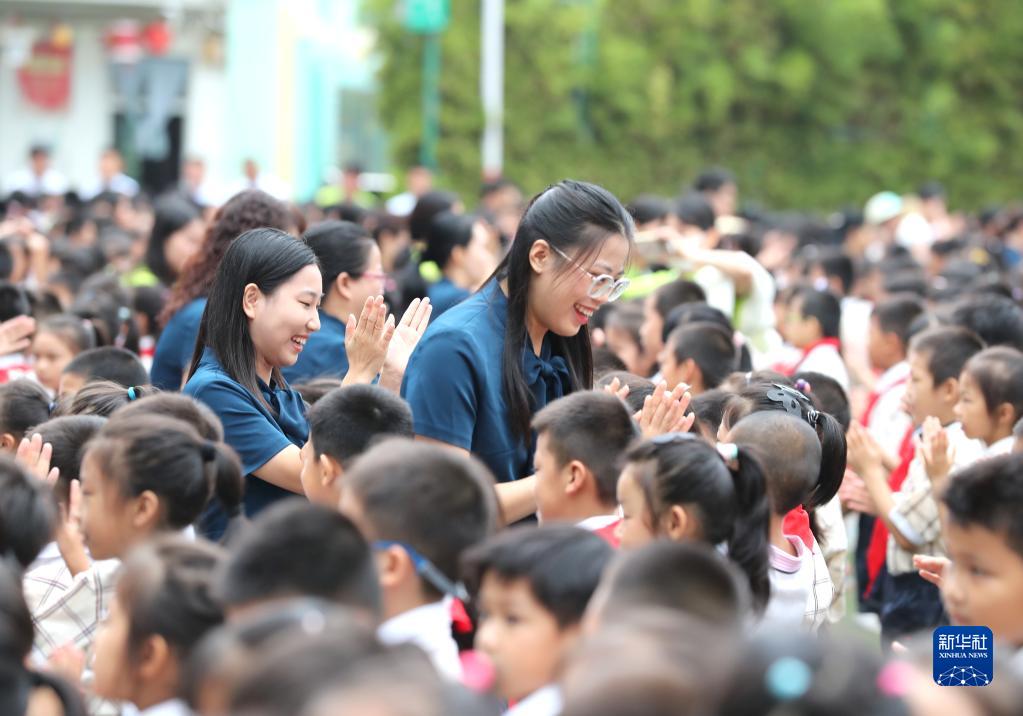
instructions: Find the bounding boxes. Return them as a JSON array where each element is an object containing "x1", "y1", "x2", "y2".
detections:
[
  {"x1": 505, "y1": 685, "x2": 563, "y2": 716},
  {"x1": 378, "y1": 599, "x2": 462, "y2": 680},
  {"x1": 795, "y1": 342, "x2": 850, "y2": 391},
  {"x1": 864, "y1": 361, "x2": 914, "y2": 459},
  {"x1": 985, "y1": 436, "x2": 1015, "y2": 458},
  {"x1": 763, "y1": 535, "x2": 832, "y2": 632}
]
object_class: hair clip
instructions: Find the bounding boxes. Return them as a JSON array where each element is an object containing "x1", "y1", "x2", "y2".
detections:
[
  {"x1": 806, "y1": 408, "x2": 821, "y2": 429},
  {"x1": 766, "y1": 383, "x2": 806, "y2": 418},
  {"x1": 794, "y1": 379, "x2": 812, "y2": 394},
  {"x1": 127, "y1": 386, "x2": 138, "y2": 401},
  {"x1": 764, "y1": 656, "x2": 812, "y2": 701},
  {"x1": 716, "y1": 442, "x2": 739, "y2": 465}
]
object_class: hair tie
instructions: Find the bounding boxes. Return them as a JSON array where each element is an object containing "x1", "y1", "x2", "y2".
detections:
[
  {"x1": 47, "y1": 400, "x2": 57, "y2": 416},
  {"x1": 764, "y1": 656, "x2": 812, "y2": 701},
  {"x1": 716, "y1": 442, "x2": 739, "y2": 466},
  {"x1": 807, "y1": 409, "x2": 821, "y2": 429},
  {"x1": 794, "y1": 378, "x2": 812, "y2": 394},
  {"x1": 199, "y1": 441, "x2": 217, "y2": 462},
  {"x1": 127, "y1": 386, "x2": 138, "y2": 401}
]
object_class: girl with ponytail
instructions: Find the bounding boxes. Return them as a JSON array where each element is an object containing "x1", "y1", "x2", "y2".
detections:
[{"x1": 616, "y1": 432, "x2": 771, "y2": 612}]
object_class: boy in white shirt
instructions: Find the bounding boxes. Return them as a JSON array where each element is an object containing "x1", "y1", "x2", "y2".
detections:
[
  {"x1": 339, "y1": 439, "x2": 499, "y2": 681},
  {"x1": 464, "y1": 526, "x2": 612, "y2": 716},
  {"x1": 729, "y1": 412, "x2": 833, "y2": 631},
  {"x1": 781, "y1": 287, "x2": 850, "y2": 390}
]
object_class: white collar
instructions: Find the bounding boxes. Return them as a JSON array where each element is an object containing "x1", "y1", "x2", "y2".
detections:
[
  {"x1": 378, "y1": 599, "x2": 461, "y2": 680},
  {"x1": 986, "y1": 436, "x2": 1015, "y2": 457},
  {"x1": 576, "y1": 513, "x2": 619, "y2": 532},
  {"x1": 506, "y1": 685, "x2": 562, "y2": 716},
  {"x1": 875, "y1": 361, "x2": 910, "y2": 391},
  {"x1": 136, "y1": 699, "x2": 193, "y2": 716}
]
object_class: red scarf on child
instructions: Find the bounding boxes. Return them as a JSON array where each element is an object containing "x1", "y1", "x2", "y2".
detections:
[{"x1": 862, "y1": 425, "x2": 917, "y2": 597}]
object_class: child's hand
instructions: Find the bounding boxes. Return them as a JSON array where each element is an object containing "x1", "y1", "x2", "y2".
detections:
[
  {"x1": 635, "y1": 382, "x2": 695, "y2": 438},
  {"x1": 603, "y1": 376, "x2": 631, "y2": 402},
  {"x1": 16, "y1": 433, "x2": 60, "y2": 485},
  {"x1": 56, "y1": 479, "x2": 90, "y2": 577},
  {"x1": 380, "y1": 298, "x2": 432, "y2": 392},
  {"x1": 342, "y1": 296, "x2": 394, "y2": 385},
  {"x1": 0, "y1": 315, "x2": 35, "y2": 357},
  {"x1": 920, "y1": 417, "x2": 954, "y2": 484},
  {"x1": 838, "y1": 469, "x2": 877, "y2": 515},
  {"x1": 914, "y1": 554, "x2": 949, "y2": 588},
  {"x1": 846, "y1": 423, "x2": 885, "y2": 476},
  {"x1": 46, "y1": 642, "x2": 86, "y2": 684}
]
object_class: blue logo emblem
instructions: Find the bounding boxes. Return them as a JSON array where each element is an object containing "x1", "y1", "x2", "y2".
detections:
[{"x1": 933, "y1": 626, "x2": 993, "y2": 686}]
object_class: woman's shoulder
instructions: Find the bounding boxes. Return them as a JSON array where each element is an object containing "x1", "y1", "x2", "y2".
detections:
[
  {"x1": 424, "y1": 286, "x2": 504, "y2": 340},
  {"x1": 184, "y1": 359, "x2": 250, "y2": 401}
]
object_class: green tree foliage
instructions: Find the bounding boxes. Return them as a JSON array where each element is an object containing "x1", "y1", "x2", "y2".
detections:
[{"x1": 366, "y1": 0, "x2": 1023, "y2": 210}]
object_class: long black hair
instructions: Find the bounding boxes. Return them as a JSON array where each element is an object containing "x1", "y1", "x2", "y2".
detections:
[
  {"x1": 187, "y1": 228, "x2": 318, "y2": 402},
  {"x1": 493, "y1": 180, "x2": 634, "y2": 441},
  {"x1": 624, "y1": 435, "x2": 771, "y2": 612},
  {"x1": 302, "y1": 220, "x2": 376, "y2": 294},
  {"x1": 145, "y1": 195, "x2": 201, "y2": 286}
]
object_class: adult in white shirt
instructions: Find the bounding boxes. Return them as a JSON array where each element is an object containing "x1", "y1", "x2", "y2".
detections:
[
  {"x1": 3, "y1": 145, "x2": 68, "y2": 198},
  {"x1": 82, "y1": 148, "x2": 140, "y2": 199},
  {"x1": 226, "y1": 158, "x2": 291, "y2": 201}
]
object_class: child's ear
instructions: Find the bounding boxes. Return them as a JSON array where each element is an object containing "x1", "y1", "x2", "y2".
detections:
[
  {"x1": 938, "y1": 376, "x2": 959, "y2": 405},
  {"x1": 663, "y1": 505, "x2": 690, "y2": 541},
  {"x1": 681, "y1": 358, "x2": 698, "y2": 385},
  {"x1": 377, "y1": 544, "x2": 415, "y2": 591},
  {"x1": 0, "y1": 433, "x2": 16, "y2": 451},
  {"x1": 320, "y1": 455, "x2": 343, "y2": 487},
  {"x1": 995, "y1": 402, "x2": 1017, "y2": 431},
  {"x1": 564, "y1": 460, "x2": 590, "y2": 496},
  {"x1": 136, "y1": 634, "x2": 172, "y2": 682},
  {"x1": 132, "y1": 490, "x2": 162, "y2": 530}
]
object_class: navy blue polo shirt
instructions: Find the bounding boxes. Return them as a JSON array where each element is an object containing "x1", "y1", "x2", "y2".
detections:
[
  {"x1": 184, "y1": 349, "x2": 308, "y2": 538},
  {"x1": 401, "y1": 281, "x2": 574, "y2": 483},
  {"x1": 150, "y1": 297, "x2": 206, "y2": 391},
  {"x1": 282, "y1": 310, "x2": 349, "y2": 383},
  {"x1": 427, "y1": 277, "x2": 471, "y2": 318}
]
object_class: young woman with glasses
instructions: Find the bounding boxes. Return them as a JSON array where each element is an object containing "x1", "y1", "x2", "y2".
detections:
[{"x1": 402, "y1": 180, "x2": 635, "y2": 521}]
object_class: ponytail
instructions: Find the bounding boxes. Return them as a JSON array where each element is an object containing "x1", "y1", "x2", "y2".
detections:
[
  {"x1": 200, "y1": 441, "x2": 246, "y2": 541},
  {"x1": 724, "y1": 446, "x2": 771, "y2": 613},
  {"x1": 805, "y1": 409, "x2": 846, "y2": 511}
]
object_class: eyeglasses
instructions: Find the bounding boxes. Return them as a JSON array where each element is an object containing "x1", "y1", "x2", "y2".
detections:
[
  {"x1": 372, "y1": 540, "x2": 470, "y2": 602},
  {"x1": 357, "y1": 271, "x2": 396, "y2": 293},
  {"x1": 549, "y1": 245, "x2": 630, "y2": 302}
]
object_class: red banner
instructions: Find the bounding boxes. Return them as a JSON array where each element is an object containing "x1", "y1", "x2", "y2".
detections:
[{"x1": 17, "y1": 40, "x2": 72, "y2": 111}]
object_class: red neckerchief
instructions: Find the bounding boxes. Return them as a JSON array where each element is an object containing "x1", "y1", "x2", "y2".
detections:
[
  {"x1": 863, "y1": 425, "x2": 917, "y2": 598},
  {"x1": 783, "y1": 506, "x2": 814, "y2": 550},
  {"x1": 593, "y1": 518, "x2": 622, "y2": 549},
  {"x1": 780, "y1": 337, "x2": 842, "y2": 376},
  {"x1": 860, "y1": 374, "x2": 909, "y2": 428}
]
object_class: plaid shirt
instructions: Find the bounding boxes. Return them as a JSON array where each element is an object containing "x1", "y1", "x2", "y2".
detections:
[
  {"x1": 24, "y1": 550, "x2": 120, "y2": 664},
  {"x1": 888, "y1": 423, "x2": 985, "y2": 575}
]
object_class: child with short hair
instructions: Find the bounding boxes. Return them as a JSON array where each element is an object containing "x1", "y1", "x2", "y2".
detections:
[
  {"x1": 30, "y1": 314, "x2": 96, "y2": 394},
  {"x1": 780, "y1": 287, "x2": 849, "y2": 390},
  {"x1": 299, "y1": 384, "x2": 414, "y2": 507},
  {"x1": 213, "y1": 499, "x2": 380, "y2": 621},
  {"x1": 0, "y1": 379, "x2": 51, "y2": 450},
  {"x1": 727, "y1": 411, "x2": 834, "y2": 631},
  {"x1": 603, "y1": 305, "x2": 654, "y2": 377},
  {"x1": 462, "y1": 525, "x2": 613, "y2": 716},
  {"x1": 658, "y1": 321, "x2": 736, "y2": 394},
  {"x1": 340, "y1": 438, "x2": 498, "y2": 680},
  {"x1": 615, "y1": 433, "x2": 771, "y2": 611},
  {"x1": 940, "y1": 452, "x2": 1023, "y2": 653},
  {"x1": 955, "y1": 346, "x2": 1023, "y2": 456},
  {"x1": 0, "y1": 454, "x2": 56, "y2": 569},
  {"x1": 59, "y1": 346, "x2": 149, "y2": 398},
  {"x1": 92, "y1": 536, "x2": 226, "y2": 715},
  {"x1": 846, "y1": 326, "x2": 985, "y2": 645},
  {"x1": 531, "y1": 391, "x2": 638, "y2": 542},
  {"x1": 588, "y1": 541, "x2": 749, "y2": 632}
]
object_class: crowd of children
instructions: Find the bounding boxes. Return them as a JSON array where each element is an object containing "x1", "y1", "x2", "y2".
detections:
[{"x1": 1, "y1": 169, "x2": 1023, "y2": 715}]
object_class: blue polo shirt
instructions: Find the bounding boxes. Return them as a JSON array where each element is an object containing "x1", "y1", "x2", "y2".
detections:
[
  {"x1": 151, "y1": 297, "x2": 206, "y2": 390},
  {"x1": 427, "y1": 277, "x2": 471, "y2": 318},
  {"x1": 401, "y1": 281, "x2": 574, "y2": 483},
  {"x1": 282, "y1": 310, "x2": 348, "y2": 383},
  {"x1": 184, "y1": 349, "x2": 308, "y2": 539}
]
